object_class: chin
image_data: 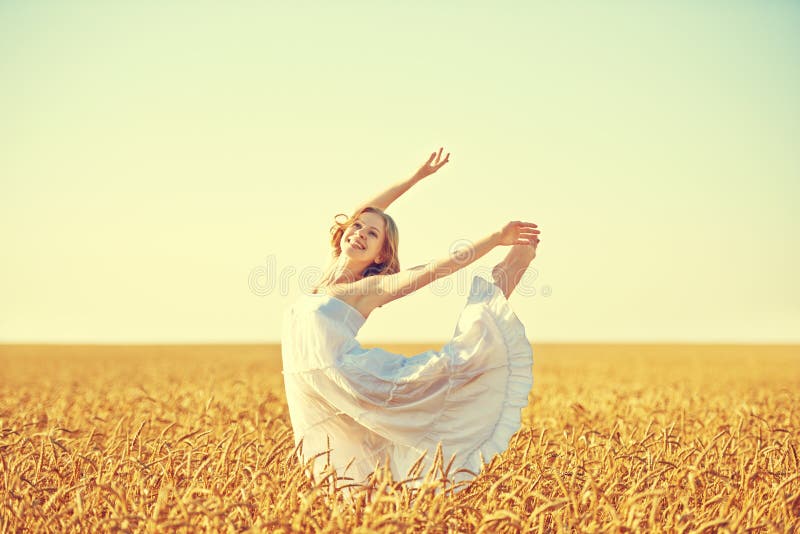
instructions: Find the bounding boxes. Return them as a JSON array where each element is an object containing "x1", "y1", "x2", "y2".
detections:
[{"x1": 342, "y1": 245, "x2": 361, "y2": 258}]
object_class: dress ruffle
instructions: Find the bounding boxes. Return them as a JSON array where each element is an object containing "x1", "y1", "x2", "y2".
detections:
[{"x1": 428, "y1": 275, "x2": 534, "y2": 479}]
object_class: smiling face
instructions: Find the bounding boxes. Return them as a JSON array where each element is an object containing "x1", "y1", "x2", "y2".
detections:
[
  {"x1": 324, "y1": 206, "x2": 401, "y2": 283},
  {"x1": 341, "y1": 211, "x2": 387, "y2": 264}
]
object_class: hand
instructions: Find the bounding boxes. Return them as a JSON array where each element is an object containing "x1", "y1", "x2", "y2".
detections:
[
  {"x1": 498, "y1": 221, "x2": 540, "y2": 246},
  {"x1": 413, "y1": 147, "x2": 450, "y2": 180}
]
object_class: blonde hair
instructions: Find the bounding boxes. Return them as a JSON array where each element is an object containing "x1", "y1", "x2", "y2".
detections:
[{"x1": 314, "y1": 206, "x2": 400, "y2": 292}]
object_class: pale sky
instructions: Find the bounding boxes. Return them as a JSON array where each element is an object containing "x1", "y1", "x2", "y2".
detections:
[{"x1": 2, "y1": 2, "x2": 798, "y2": 344}]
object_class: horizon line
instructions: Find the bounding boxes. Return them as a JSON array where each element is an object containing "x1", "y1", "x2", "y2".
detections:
[{"x1": 1, "y1": 341, "x2": 799, "y2": 348}]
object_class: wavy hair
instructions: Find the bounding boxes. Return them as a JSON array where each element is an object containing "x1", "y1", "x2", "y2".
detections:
[{"x1": 314, "y1": 206, "x2": 400, "y2": 292}]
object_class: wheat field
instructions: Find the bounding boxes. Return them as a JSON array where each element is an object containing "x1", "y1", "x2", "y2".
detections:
[{"x1": 1, "y1": 343, "x2": 798, "y2": 533}]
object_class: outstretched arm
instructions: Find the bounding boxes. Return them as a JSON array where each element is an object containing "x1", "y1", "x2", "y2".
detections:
[
  {"x1": 362, "y1": 220, "x2": 539, "y2": 308},
  {"x1": 354, "y1": 148, "x2": 450, "y2": 213}
]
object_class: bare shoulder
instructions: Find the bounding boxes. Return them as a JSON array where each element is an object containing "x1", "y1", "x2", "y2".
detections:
[
  {"x1": 324, "y1": 266, "x2": 431, "y2": 318},
  {"x1": 325, "y1": 276, "x2": 386, "y2": 319}
]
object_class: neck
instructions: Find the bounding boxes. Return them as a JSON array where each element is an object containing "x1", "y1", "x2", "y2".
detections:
[
  {"x1": 331, "y1": 262, "x2": 363, "y2": 284},
  {"x1": 315, "y1": 256, "x2": 369, "y2": 292}
]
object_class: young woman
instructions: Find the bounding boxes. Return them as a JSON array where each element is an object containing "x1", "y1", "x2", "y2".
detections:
[{"x1": 281, "y1": 148, "x2": 541, "y2": 488}]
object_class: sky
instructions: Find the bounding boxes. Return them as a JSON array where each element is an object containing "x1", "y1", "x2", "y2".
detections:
[{"x1": 1, "y1": 1, "x2": 798, "y2": 344}]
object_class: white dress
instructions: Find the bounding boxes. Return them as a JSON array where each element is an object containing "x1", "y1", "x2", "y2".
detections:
[{"x1": 280, "y1": 274, "x2": 533, "y2": 487}]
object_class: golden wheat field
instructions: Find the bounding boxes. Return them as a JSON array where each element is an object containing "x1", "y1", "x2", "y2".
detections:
[{"x1": 1, "y1": 343, "x2": 798, "y2": 533}]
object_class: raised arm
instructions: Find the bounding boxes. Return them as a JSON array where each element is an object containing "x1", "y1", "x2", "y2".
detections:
[
  {"x1": 354, "y1": 148, "x2": 451, "y2": 213},
  {"x1": 362, "y1": 221, "x2": 539, "y2": 309}
]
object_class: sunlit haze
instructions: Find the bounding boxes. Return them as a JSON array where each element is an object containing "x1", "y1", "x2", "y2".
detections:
[{"x1": 2, "y1": 2, "x2": 798, "y2": 343}]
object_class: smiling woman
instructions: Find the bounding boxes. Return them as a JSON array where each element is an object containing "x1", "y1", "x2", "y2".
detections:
[{"x1": 280, "y1": 147, "x2": 541, "y2": 491}]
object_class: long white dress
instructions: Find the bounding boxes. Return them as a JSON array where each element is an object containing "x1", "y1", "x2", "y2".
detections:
[{"x1": 280, "y1": 274, "x2": 533, "y2": 486}]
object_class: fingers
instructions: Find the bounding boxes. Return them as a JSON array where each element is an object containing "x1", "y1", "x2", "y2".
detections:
[
  {"x1": 516, "y1": 236, "x2": 541, "y2": 245},
  {"x1": 512, "y1": 221, "x2": 538, "y2": 230},
  {"x1": 516, "y1": 220, "x2": 541, "y2": 245},
  {"x1": 434, "y1": 153, "x2": 450, "y2": 170},
  {"x1": 426, "y1": 147, "x2": 451, "y2": 170}
]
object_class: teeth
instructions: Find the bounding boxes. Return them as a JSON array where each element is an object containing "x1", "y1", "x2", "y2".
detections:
[{"x1": 351, "y1": 239, "x2": 364, "y2": 250}]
